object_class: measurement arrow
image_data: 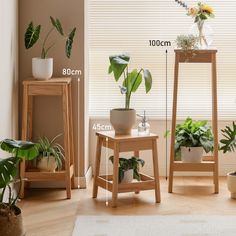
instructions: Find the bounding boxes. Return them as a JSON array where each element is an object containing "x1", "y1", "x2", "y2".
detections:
[{"x1": 165, "y1": 49, "x2": 168, "y2": 181}]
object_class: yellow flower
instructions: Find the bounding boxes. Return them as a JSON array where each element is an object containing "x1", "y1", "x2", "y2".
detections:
[{"x1": 202, "y1": 4, "x2": 214, "y2": 14}]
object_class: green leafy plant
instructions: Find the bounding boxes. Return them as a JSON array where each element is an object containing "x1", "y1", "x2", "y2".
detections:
[
  {"x1": 109, "y1": 156, "x2": 145, "y2": 183},
  {"x1": 220, "y1": 122, "x2": 236, "y2": 153},
  {"x1": 0, "y1": 139, "x2": 38, "y2": 215},
  {"x1": 174, "y1": 117, "x2": 214, "y2": 156},
  {"x1": 176, "y1": 34, "x2": 198, "y2": 50},
  {"x1": 108, "y1": 54, "x2": 152, "y2": 109},
  {"x1": 37, "y1": 134, "x2": 65, "y2": 170},
  {"x1": 24, "y1": 16, "x2": 76, "y2": 59}
]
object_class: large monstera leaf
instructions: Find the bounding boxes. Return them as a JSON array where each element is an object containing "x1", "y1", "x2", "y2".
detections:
[
  {"x1": 0, "y1": 157, "x2": 19, "y2": 188},
  {"x1": 24, "y1": 22, "x2": 41, "y2": 49},
  {"x1": 220, "y1": 122, "x2": 236, "y2": 153},
  {"x1": 66, "y1": 27, "x2": 76, "y2": 58}
]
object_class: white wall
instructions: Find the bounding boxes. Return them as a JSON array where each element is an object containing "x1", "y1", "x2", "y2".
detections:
[
  {"x1": 0, "y1": 0, "x2": 18, "y2": 143},
  {"x1": 89, "y1": 119, "x2": 236, "y2": 177}
]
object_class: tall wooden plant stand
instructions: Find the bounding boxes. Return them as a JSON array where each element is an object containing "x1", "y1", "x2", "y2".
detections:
[
  {"x1": 168, "y1": 49, "x2": 219, "y2": 194},
  {"x1": 20, "y1": 78, "x2": 75, "y2": 199}
]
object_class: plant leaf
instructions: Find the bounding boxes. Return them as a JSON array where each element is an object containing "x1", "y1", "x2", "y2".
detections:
[
  {"x1": 50, "y1": 16, "x2": 64, "y2": 36},
  {"x1": 24, "y1": 22, "x2": 41, "y2": 49},
  {"x1": 143, "y1": 69, "x2": 152, "y2": 93},
  {"x1": 65, "y1": 27, "x2": 76, "y2": 58}
]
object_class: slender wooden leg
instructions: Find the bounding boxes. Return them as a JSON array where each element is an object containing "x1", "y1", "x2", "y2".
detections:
[
  {"x1": 168, "y1": 53, "x2": 179, "y2": 193},
  {"x1": 112, "y1": 143, "x2": 119, "y2": 208},
  {"x1": 134, "y1": 150, "x2": 140, "y2": 194},
  {"x1": 68, "y1": 83, "x2": 75, "y2": 189},
  {"x1": 152, "y1": 139, "x2": 161, "y2": 203},
  {"x1": 92, "y1": 136, "x2": 102, "y2": 198},
  {"x1": 63, "y1": 85, "x2": 71, "y2": 199},
  {"x1": 211, "y1": 53, "x2": 219, "y2": 194},
  {"x1": 20, "y1": 85, "x2": 29, "y2": 198}
]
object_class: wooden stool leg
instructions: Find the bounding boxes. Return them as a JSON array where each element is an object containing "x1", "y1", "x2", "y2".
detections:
[
  {"x1": 63, "y1": 85, "x2": 71, "y2": 199},
  {"x1": 168, "y1": 53, "x2": 179, "y2": 193},
  {"x1": 112, "y1": 143, "x2": 119, "y2": 208},
  {"x1": 134, "y1": 150, "x2": 140, "y2": 194},
  {"x1": 93, "y1": 136, "x2": 102, "y2": 198},
  {"x1": 152, "y1": 140, "x2": 161, "y2": 203}
]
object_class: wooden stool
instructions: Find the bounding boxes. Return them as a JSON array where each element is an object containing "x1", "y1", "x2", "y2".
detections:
[
  {"x1": 93, "y1": 130, "x2": 161, "y2": 207},
  {"x1": 20, "y1": 78, "x2": 75, "y2": 199},
  {"x1": 168, "y1": 49, "x2": 219, "y2": 193}
]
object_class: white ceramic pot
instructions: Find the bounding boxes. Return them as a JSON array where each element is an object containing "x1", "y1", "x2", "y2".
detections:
[
  {"x1": 121, "y1": 169, "x2": 133, "y2": 183},
  {"x1": 227, "y1": 172, "x2": 236, "y2": 199},
  {"x1": 181, "y1": 146, "x2": 203, "y2": 163},
  {"x1": 110, "y1": 108, "x2": 136, "y2": 135},
  {"x1": 37, "y1": 155, "x2": 57, "y2": 172},
  {"x1": 32, "y1": 57, "x2": 53, "y2": 80}
]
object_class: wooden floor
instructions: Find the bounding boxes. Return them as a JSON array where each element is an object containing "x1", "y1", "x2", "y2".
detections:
[{"x1": 19, "y1": 177, "x2": 236, "y2": 236}]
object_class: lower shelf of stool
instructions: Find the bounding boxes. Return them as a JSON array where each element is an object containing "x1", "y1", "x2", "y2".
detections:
[
  {"x1": 173, "y1": 161, "x2": 215, "y2": 172},
  {"x1": 25, "y1": 165, "x2": 74, "y2": 182},
  {"x1": 96, "y1": 173, "x2": 156, "y2": 193}
]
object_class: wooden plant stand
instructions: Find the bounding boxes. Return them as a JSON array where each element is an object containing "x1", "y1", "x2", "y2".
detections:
[
  {"x1": 93, "y1": 130, "x2": 161, "y2": 207},
  {"x1": 20, "y1": 78, "x2": 75, "y2": 199},
  {"x1": 168, "y1": 49, "x2": 219, "y2": 193}
]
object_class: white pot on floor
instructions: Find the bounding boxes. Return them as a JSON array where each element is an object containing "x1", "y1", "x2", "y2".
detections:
[
  {"x1": 227, "y1": 172, "x2": 236, "y2": 199},
  {"x1": 37, "y1": 155, "x2": 57, "y2": 172},
  {"x1": 181, "y1": 146, "x2": 203, "y2": 163},
  {"x1": 121, "y1": 169, "x2": 133, "y2": 183},
  {"x1": 32, "y1": 57, "x2": 53, "y2": 80}
]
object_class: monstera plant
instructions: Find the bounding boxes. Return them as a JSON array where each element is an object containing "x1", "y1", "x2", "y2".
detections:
[
  {"x1": 24, "y1": 16, "x2": 76, "y2": 80},
  {"x1": 0, "y1": 139, "x2": 39, "y2": 236}
]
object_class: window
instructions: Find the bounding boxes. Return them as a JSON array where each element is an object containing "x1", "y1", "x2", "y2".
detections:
[{"x1": 88, "y1": 0, "x2": 236, "y2": 120}]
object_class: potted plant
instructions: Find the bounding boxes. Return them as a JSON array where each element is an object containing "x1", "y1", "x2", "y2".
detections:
[
  {"x1": 37, "y1": 134, "x2": 65, "y2": 172},
  {"x1": 24, "y1": 16, "x2": 76, "y2": 80},
  {"x1": 0, "y1": 139, "x2": 39, "y2": 236},
  {"x1": 108, "y1": 54, "x2": 152, "y2": 135},
  {"x1": 175, "y1": 117, "x2": 214, "y2": 163},
  {"x1": 220, "y1": 122, "x2": 236, "y2": 199},
  {"x1": 109, "y1": 156, "x2": 145, "y2": 183}
]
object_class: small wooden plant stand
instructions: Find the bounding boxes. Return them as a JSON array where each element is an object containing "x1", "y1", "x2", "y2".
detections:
[
  {"x1": 20, "y1": 78, "x2": 75, "y2": 199},
  {"x1": 168, "y1": 49, "x2": 219, "y2": 193},
  {"x1": 93, "y1": 130, "x2": 161, "y2": 207}
]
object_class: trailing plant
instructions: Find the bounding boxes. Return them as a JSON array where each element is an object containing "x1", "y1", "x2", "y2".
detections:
[
  {"x1": 37, "y1": 134, "x2": 65, "y2": 170},
  {"x1": 109, "y1": 156, "x2": 145, "y2": 183},
  {"x1": 108, "y1": 54, "x2": 152, "y2": 109},
  {"x1": 24, "y1": 16, "x2": 76, "y2": 59},
  {"x1": 176, "y1": 35, "x2": 198, "y2": 51},
  {"x1": 175, "y1": 117, "x2": 214, "y2": 156},
  {"x1": 0, "y1": 139, "x2": 39, "y2": 217}
]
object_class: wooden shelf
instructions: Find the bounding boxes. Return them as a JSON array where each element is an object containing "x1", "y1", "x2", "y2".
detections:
[{"x1": 173, "y1": 161, "x2": 214, "y2": 172}]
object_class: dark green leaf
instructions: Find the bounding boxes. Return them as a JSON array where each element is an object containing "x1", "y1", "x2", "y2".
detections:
[
  {"x1": 65, "y1": 27, "x2": 76, "y2": 58},
  {"x1": 50, "y1": 16, "x2": 64, "y2": 36},
  {"x1": 24, "y1": 22, "x2": 41, "y2": 49}
]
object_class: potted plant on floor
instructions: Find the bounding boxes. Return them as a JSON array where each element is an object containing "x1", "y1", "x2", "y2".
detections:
[
  {"x1": 36, "y1": 134, "x2": 65, "y2": 172},
  {"x1": 0, "y1": 139, "x2": 39, "y2": 236},
  {"x1": 108, "y1": 54, "x2": 152, "y2": 135},
  {"x1": 24, "y1": 16, "x2": 76, "y2": 80},
  {"x1": 220, "y1": 122, "x2": 236, "y2": 199},
  {"x1": 109, "y1": 156, "x2": 145, "y2": 183},
  {"x1": 175, "y1": 117, "x2": 214, "y2": 163}
]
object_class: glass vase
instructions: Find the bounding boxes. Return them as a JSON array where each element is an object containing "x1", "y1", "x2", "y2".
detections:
[{"x1": 189, "y1": 20, "x2": 213, "y2": 49}]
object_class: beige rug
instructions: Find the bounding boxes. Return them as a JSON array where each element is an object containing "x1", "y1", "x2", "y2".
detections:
[{"x1": 73, "y1": 215, "x2": 236, "y2": 236}]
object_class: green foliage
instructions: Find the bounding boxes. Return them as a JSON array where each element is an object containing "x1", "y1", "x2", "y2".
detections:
[
  {"x1": 108, "y1": 54, "x2": 152, "y2": 109},
  {"x1": 175, "y1": 117, "x2": 214, "y2": 155},
  {"x1": 220, "y1": 122, "x2": 236, "y2": 153},
  {"x1": 24, "y1": 16, "x2": 76, "y2": 59},
  {"x1": 109, "y1": 156, "x2": 145, "y2": 183},
  {"x1": 37, "y1": 134, "x2": 65, "y2": 170}
]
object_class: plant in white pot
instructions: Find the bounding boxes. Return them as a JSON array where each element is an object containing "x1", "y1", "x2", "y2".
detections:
[
  {"x1": 37, "y1": 134, "x2": 64, "y2": 172},
  {"x1": 24, "y1": 16, "x2": 76, "y2": 80},
  {"x1": 109, "y1": 156, "x2": 145, "y2": 183},
  {"x1": 108, "y1": 54, "x2": 152, "y2": 135},
  {"x1": 175, "y1": 117, "x2": 214, "y2": 163},
  {"x1": 0, "y1": 139, "x2": 39, "y2": 236},
  {"x1": 220, "y1": 122, "x2": 236, "y2": 199}
]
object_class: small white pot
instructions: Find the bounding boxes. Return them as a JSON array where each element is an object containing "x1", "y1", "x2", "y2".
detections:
[
  {"x1": 110, "y1": 108, "x2": 136, "y2": 135},
  {"x1": 37, "y1": 155, "x2": 57, "y2": 172},
  {"x1": 227, "y1": 172, "x2": 236, "y2": 199},
  {"x1": 121, "y1": 169, "x2": 133, "y2": 183},
  {"x1": 32, "y1": 57, "x2": 53, "y2": 80},
  {"x1": 181, "y1": 146, "x2": 203, "y2": 163}
]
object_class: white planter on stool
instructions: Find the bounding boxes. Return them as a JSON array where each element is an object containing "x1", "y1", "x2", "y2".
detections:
[
  {"x1": 121, "y1": 169, "x2": 134, "y2": 183},
  {"x1": 181, "y1": 146, "x2": 203, "y2": 163},
  {"x1": 227, "y1": 172, "x2": 236, "y2": 199},
  {"x1": 32, "y1": 57, "x2": 53, "y2": 80}
]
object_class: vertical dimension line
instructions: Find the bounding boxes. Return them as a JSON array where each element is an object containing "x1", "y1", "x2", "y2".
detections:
[
  {"x1": 165, "y1": 49, "x2": 168, "y2": 180},
  {"x1": 105, "y1": 137, "x2": 109, "y2": 206}
]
